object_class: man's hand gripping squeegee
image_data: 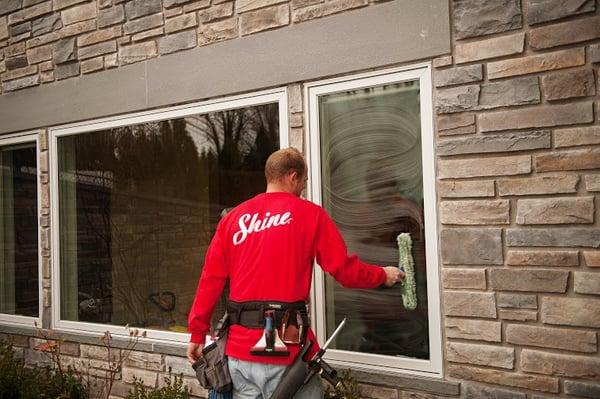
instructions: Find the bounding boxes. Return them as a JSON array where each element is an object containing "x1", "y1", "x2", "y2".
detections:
[{"x1": 270, "y1": 318, "x2": 347, "y2": 399}]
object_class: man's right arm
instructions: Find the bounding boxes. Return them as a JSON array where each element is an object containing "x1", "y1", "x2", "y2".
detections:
[{"x1": 315, "y1": 210, "x2": 403, "y2": 289}]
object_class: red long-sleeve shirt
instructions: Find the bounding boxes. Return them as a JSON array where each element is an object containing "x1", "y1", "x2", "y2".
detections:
[{"x1": 188, "y1": 191, "x2": 387, "y2": 365}]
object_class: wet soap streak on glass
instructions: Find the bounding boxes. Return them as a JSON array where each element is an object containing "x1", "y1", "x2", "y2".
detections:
[
  {"x1": 320, "y1": 81, "x2": 429, "y2": 359},
  {"x1": 57, "y1": 104, "x2": 279, "y2": 331},
  {"x1": 0, "y1": 144, "x2": 39, "y2": 317}
]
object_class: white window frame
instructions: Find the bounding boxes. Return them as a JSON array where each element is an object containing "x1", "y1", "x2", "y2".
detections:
[
  {"x1": 0, "y1": 131, "x2": 42, "y2": 328},
  {"x1": 50, "y1": 88, "x2": 289, "y2": 343},
  {"x1": 305, "y1": 64, "x2": 442, "y2": 377}
]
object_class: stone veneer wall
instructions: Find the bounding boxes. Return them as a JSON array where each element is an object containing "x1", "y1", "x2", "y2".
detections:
[
  {"x1": 433, "y1": 0, "x2": 600, "y2": 398},
  {"x1": 0, "y1": 0, "x2": 384, "y2": 92},
  {"x1": 1, "y1": 0, "x2": 600, "y2": 398}
]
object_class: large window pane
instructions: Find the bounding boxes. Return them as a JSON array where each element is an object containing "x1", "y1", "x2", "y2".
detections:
[
  {"x1": 0, "y1": 143, "x2": 39, "y2": 317},
  {"x1": 58, "y1": 104, "x2": 279, "y2": 330},
  {"x1": 319, "y1": 81, "x2": 429, "y2": 359}
]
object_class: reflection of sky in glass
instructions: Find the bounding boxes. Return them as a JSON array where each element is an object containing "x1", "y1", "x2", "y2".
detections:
[{"x1": 320, "y1": 80, "x2": 430, "y2": 360}]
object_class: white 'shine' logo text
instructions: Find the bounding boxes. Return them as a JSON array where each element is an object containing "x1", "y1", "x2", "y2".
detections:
[{"x1": 233, "y1": 211, "x2": 293, "y2": 245}]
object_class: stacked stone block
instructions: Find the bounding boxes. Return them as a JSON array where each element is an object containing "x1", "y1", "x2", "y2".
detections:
[
  {"x1": 436, "y1": 0, "x2": 600, "y2": 397},
  {"x1": 0, "y1": 0, "x2": 380, "y2": 93}
]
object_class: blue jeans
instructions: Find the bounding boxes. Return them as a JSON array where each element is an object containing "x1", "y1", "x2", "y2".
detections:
[{"x1": 227, "y1": 356, "x2": 324, "y2": 399}]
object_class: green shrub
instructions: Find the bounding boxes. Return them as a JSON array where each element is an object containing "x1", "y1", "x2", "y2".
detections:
[
  {"x1": 0, "y1": 340, "x2": 86, "y2": 399},
  {"x1": 125, "y1": 373, "x2": 190, "y2": 399}
]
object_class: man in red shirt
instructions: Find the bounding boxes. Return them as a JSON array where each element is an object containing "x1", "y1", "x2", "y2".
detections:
[{"x1": 187, "y1": 148, "x2": 403, "y2": 398}]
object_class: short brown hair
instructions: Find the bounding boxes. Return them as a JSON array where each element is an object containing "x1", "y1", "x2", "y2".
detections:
[{"x1": 265, "y1": 147, "x2": 306, "y2": 183}]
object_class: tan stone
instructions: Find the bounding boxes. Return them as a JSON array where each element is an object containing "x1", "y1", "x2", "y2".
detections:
[
  {"x1": 542, "y1": 296, "x2": 600, "y2": 328},
  {"x1": 440, "y1": 200, "x2": 509, "y2": 225},
  {"x1": 438, "y1": 180, "x2": 494, "y2": 198},
  {"x1": 574, "y1": 272, "x2": 600, "y2": 295},
  {"x1": 442, "y1": 268, "x2": 486, "y2": 290},
  {"x1": 437, "y1": 131, "x2": 550, "y2": 156},
  {"x1": 1, "y1": 64, "x2": 38, "y2": 81},
  {"x1": 8, "y1": 1, "x2": 52, "y2": 25},
  {"x1": 497, "y1": 293, "x2": 537, "y2": 309},
  {"x1": 181, "y1": 377, "x2": 209, "y2": 397},
  {"x1": 236, "y1": 0, "x2": 287, "y2": 13},
  {"x1": 39, "y1": 60, "x2": 52, "y2": 71},
  {"x1": 479, "y1": 102, "x2": 593, "y2": 132},
  {"x1": 438, "y1": 155, "x2": 531, "y2": 179},
  {"x1": 437, "y1": 113, "x2": 476, "y2": 136},
  {"x1": 78, "y1": 40, "x2": 116, "y2": 60},
  {"x1": 498, "y1": 175, "x2": 579, "y2": 196},
  {"x1": 448, "y1": 364, "x2": 559, "y2": 393},
  {"x1": 81, "y1": 56, "x2": 103, "y2": 74},
  {"x1": 536, "y1": 147, "x2": 600, "y2": 172},
  {"x1": 289, "y1": 112, "x2": 303, "y2": 128},
  {"x1": 506, "y1": 325, "x2": 597, "y2": 353},
  {"x1": 583, "y1": 251, "x2": 600, "y2": 267},
  {"x1": 443, "y1": 291, "x2": 496, "y2": 318},
  {"x1": 0, "y1": 17, "x2": 8, "y2": 42},
  {"x1": 584, "y1": 175, "x2": 600, "y2": 191},
  {"x1": 131, "y1": 27, "x2": 164, "y2": 42},
  {"x1": 124, "y1": 351, "x2": 163, "y2": 370},
  {"x1": 77, "y1": 26, "x2": 122, "y2": 47},
  {"x1": 164, "y1": 355, "x2": 195, "y2": 377},
  {"x1": 119, "y1": 41, "x2": 157, "y2": 65},
  {"x1": 53, "y1": 0, "x2": 89, "y2": 10},
  {"x1": 359, "y1": 384, "x2": 398, "y2": 399},
  {"x1": 555, "y1": 126, "x2": 600, "y2": 148},
  {"x1": 433, "y1": 55, "x2": 452, "y2": 68},
  {"x1": 58, "y1": 19, "x2": 96, "y2": 38},
  {"x1": 507, "y1": 250, "x2": 579, "y2": 266},
  {"x1": 122, "y1": 367, "x2": 157, "y2": 387},
  {"x1": 240, "y1": 4, "x2": 289, "y2": 36},
  {"x1": 455, "y1": 32, "x2": 524, "y2": 64},
  {"x1": 487, "y1": 48, "x2": 585, "y2": 80},
  {"x1": 490, "y1": 269, "x2": 568, "y2": 293},
  {"x1": 291, "y1": 0, "x2": 323, "y2": 9},
  {"x1": 104, "y1": 53, "x2": 118, "y2": 68},
  {"x1": 529, "y1": 16, "x2": 600, "y2": 50},
  {"x1": 447, "y1": 342, "x2": 514, "y2": 369},
  {"x1": 290, "y1": 127, "x2": 303, "y2": 152},
  {"x1": 164, "y1": 6, "x2": 183, "y2": 17},
  {"x1": 165, "y1": 13, "x2": 197, "y2": 34},
  {"x1": 4, "y1": 42, "x2": 26, "y2": 57},
  {"x1": 521, "y1": 349, "x2": 600, "y2": 379},
  {"x1": 26, "y1": 31, "x2": 59, "y2": 47},
  {"x1": 61, "y1": 2, "x2": 97, "y2": 25},
  {"x1": 198, "y1": 2, "x2": 234, "y2": 23},
  {"x1": 182, "y1": 0, "x2": 211, "y2": 12},
  {"x1": 198, "y1": 17, "x2": 238, "y2": 46},
  {"x1": 499, "y1": 309, "x2": 538, "y2": 321},
  {"x1": 81, "y1": 344, "x2": 120, "y2": 362},
  {"x1": 292, "y1": 0, "x2": 367, "y2": 23},
  {"x1": 435, "y1": 84, "x2": 479, "y2": 114},
  {"x1": 26, "y1": 44, "x2": 52, "y2": 64},
  {"x1": 445, "y1": 318, "x2": 501, "y2": 342},
  {"x1": 516, "y1": 196, "x2": 594, "y2": 225},
  {"x1": 543, "y1": 68, "x2": 595, "y2": 101},
  {"x1": 288, "y1": 83, "x2": 302, "y2": 113}
]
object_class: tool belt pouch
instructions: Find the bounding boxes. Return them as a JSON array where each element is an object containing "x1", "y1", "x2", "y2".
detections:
[{"x1": 192, "y1": 317, "x2": 232, "y2": 392}]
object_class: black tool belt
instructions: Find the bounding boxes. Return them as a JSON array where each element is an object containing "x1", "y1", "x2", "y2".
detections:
[{"x1": 227, "y1": 300, "x2": 308, "y2": 329}]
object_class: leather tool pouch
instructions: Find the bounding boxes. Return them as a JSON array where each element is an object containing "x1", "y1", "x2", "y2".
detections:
[{"x1": 192, "y1": 314, "x2": 232, "y2": 393}]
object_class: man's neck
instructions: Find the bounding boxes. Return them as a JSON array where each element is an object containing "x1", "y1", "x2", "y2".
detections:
[{"x1": 266, "y1": 182, "x2": 295, "y2": 194}]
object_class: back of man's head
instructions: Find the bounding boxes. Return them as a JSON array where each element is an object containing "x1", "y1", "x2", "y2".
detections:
[{"x1": 265, "y1": 147, "x2": 306, "y2": 183}]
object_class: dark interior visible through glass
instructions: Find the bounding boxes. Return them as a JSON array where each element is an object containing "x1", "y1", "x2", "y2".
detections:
[
  {"x1": 319, "y1": 80, "x2": 430, "y2": 360},
  {"x1": 0, "y1": 143, "x2": 39, "y2": 318},
  {"x1": 58, "y1": 103, "x2": 279, "y2": 332}
]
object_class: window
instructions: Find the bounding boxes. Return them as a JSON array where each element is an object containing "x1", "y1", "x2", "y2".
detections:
[
  {"x1": 51, "y1": 90, "x2": 288, "y2": 340},
  {"x1": 0, "y1": 133, "x2": 40, "y2": 325},
  {"x1": 307, "y1": 66, "x2": 441, "y2": 375}
]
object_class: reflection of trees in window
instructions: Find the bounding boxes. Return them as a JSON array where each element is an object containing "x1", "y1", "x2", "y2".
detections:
[{"x1": 60, "y1": 103, "x2": 279, "y2": 329}]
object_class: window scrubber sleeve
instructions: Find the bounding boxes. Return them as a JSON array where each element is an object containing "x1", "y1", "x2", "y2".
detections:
[{"x1": 397, "y1": 233, "x2": 417, "y2": 310}]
